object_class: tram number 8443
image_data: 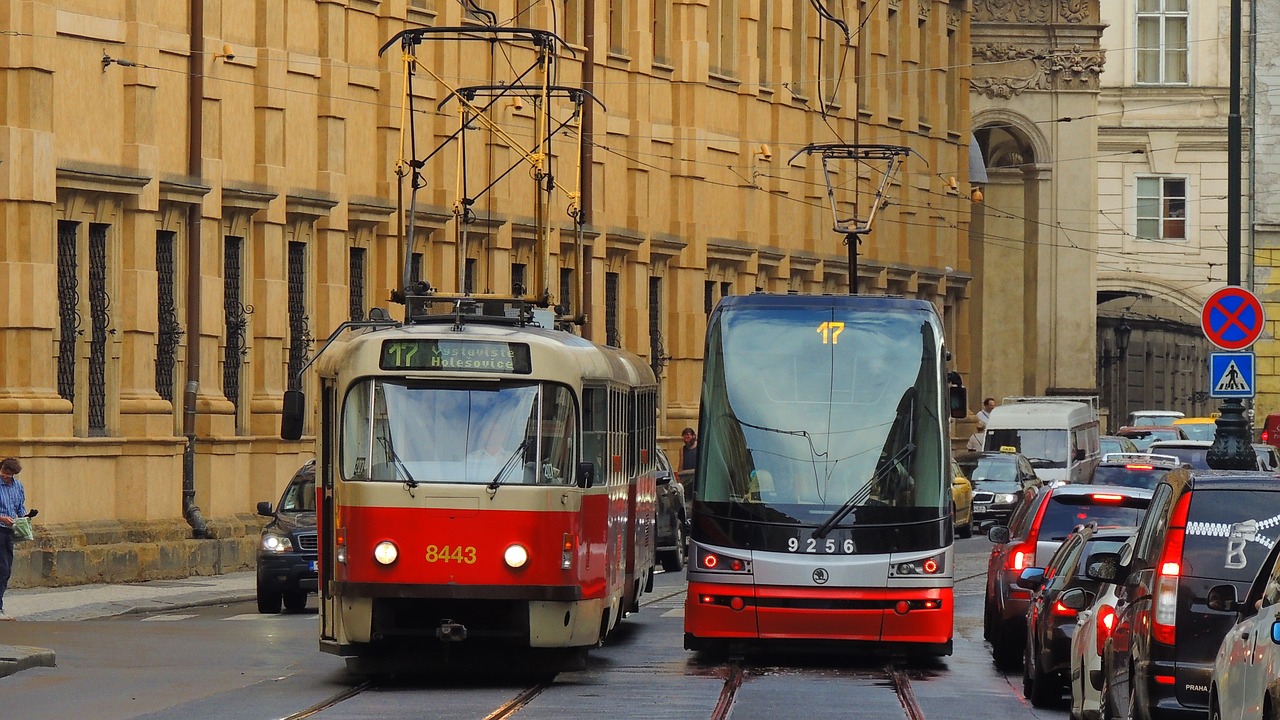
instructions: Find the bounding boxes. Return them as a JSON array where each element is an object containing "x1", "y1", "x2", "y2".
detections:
[{"x1": 424, "y1": 545, "x2": 478, "y2": 564}]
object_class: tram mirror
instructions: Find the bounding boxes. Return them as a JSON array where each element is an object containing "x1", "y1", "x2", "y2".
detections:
[
  {"x1": 575, "y1": 462, "x2": 595, "y2": 489},
  {"x1": 281, "y1": 390, "x2": 306, "y2": 441},
  {"x1": 948, "y1": 384, "x2": 968, "y2": 420}
]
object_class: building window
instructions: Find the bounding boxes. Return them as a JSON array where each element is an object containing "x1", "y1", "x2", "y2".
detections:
[
  {"x1": 349, "y1": 247, "x2": 366, "y2": 322},
  {"x1": 821, "y1": 18, "x2": 842, "y2": 106},
  {"x1": 512, "y1": 262, "x2": 527, "y2": 296},
  {"x1": 605, "y1": 271, "x2": 621, "y2": 347},
  {"x1": 464, "y1": 257, "x2": 477, "y2": 294},
  {"x1": 758, "y1": 2, "x2": 771, "y2": 85},
  {"x1": 563, "y1": 0, "x2": 583, "y2": 45},
  {"x1": 559, "y1": 267, "x2": 574, "y2": 315},
  {"x1": 705, "y1": 280, "x2": 716, "y2": 314},
  {"x1": 1137, "y1": 0, "x2": 1188, "y2": 85},
  {"x1": 156, "y1": 231, "x2": 182, "y2": 402},
  {"x1": 56, "y1": 221, "x2": 79, "y2": 405},
  {"x1": 1136, "y1": 177, "x2": 1187, "y2": 240},
  {"x1": 288, "y1": 241, "x2": 311, "y2": 392},
  {"x1": 411, "y1": 252, "x2": 423, "y2": 283},
  {"x1": 87, "y1": 223, "x2": 110, "y2": 436},
  {"x1": 946, "y1": 26, "x2": 958, "y2": 130},
  {"x1": 609, "y1": 0, "x2": 628, "y2": 55},
  {"x1": 653, "y1": 0, "x2": 671, "y2": 64},
  {"x1": 887, "y1": 6, "x2": 901, "y2": 117},
  {"x1": 790, "y1": 1, "x2": 807, "y2": 94},
  {"x1": 856, "y1": 0, "x2": 870, "y2": 113},
  {"x1": 710, "y1": 0, "x2": 737, "y2": 76},
  {"x1": 649, "y1": 276, "x2": 665, "y2": 377},
  {"x1": 223, "y1": 236, "x2": 248, "y2": 413},
  {"x1": 917, "y1": 17, "x2": 929, "y2": 124}
]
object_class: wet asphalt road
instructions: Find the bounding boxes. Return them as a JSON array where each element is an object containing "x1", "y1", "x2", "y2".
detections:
[{"x1": 3, "y1": 535, "x2": 1068, "y2": 719}]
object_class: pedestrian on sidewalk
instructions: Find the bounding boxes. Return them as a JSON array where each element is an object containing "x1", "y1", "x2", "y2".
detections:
[
  {"x1": 0, "y1": 456, "x2": 27, "y2": 621},
  {"x1": 677, "y1": 427, "x2": 699, "y2": 492},
  {"x1": 976, "y1": 397, "x2": 996, "y2": 425}
]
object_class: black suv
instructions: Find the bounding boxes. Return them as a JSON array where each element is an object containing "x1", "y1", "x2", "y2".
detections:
[
  {"x1": 985, "y1": 483, "x2": 1151, "y2": 667},
  {"x1": 1091, "y1": 469, "x2": 1280, "y2": 720},
  {"x1": 1088, "y1": 453, "x2": 1184, "y2": 490},
  {"x1": 255, "y1": 460, "x2": 318, "y2": 613},
  {"x1": 959, "y1": 450, "x2": 1042, "y2": 529},
  {"x1": 654, "y1": 448, "x2": 688, "y2": 571},
  {"x1": 1020, "y1": 523, "x2": 1137, "y2": 707}
]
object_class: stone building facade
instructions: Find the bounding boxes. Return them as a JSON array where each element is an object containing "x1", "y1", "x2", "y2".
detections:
[
  {"x1": 0, "y1": 1, "x2": 974, "y2": 585},
  {"x1": 1254, "y1": 0, "x2": 1280, "y2": 417},
  {"x1": 967, "y1": 0, "x2": 1105, "y2": 406}
]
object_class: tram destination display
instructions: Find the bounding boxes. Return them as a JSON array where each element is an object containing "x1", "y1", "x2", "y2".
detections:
[{"x1": 379, "y1": 340, "x2": 532, "y2": 373}]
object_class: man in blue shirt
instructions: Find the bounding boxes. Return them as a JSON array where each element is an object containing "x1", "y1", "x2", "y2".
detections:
[{"x1": 0, "y1": 456, "x2": 28, "y2": 621}]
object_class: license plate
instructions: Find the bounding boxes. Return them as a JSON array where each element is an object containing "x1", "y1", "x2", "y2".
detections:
[{"x1": 309, "y1": 561, "x2": 318, "y2": 572}]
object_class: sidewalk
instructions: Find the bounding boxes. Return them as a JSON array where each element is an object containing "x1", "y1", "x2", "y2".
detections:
[{"x1": 0, "y1": 571, "x2": 256, "y2": 678}]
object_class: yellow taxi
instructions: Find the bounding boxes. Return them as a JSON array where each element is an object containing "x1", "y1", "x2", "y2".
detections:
[
  {"x1": 951, "y1": 458, "x2": 974, "y2": 538},
  {"x1": 1173, "y1": 415, "x2": 1218, "y2": 442}
]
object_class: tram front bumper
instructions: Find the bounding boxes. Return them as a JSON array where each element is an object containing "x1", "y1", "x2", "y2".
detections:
[{"x1": 685, "y1": 581, "x2": 953, "y2": 648}]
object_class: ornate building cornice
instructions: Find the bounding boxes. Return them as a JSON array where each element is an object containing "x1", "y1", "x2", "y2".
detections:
[
  {"x1": 973, "y1": 0, "x2": 1098, "y2": 24},
  {"x1": 970, "y1": 43, "x2": 1106, "y2": 98}
]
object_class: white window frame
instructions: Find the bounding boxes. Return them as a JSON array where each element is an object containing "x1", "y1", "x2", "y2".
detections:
[
  {"x1": 1135, "y1": 0, "x2": 1189, "y2": 86},
  {"x1": 1135, "y1": 175, "x2": 1188, "y2": 242}
]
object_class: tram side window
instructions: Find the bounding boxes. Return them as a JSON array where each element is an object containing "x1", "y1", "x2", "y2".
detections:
[
  {"x1": 581, "y1": 387, "x2": 607, "y2": 482},
  {"x1": 341, "y1": 380, "x2": 375, "y2": 480},
  {"x1": 536, "y1": 384, "x2": 578, "y2": 485}
]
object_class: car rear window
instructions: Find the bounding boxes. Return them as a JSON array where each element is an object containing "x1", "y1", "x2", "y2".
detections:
[
  {"x1": 1152, "y1": 446, "x2": 1210, "y2": 469},
  {"x1": 1091, "y1": 465, "x2": 1170, "y2": 489},
  {"x1": 1039, "y1": 493, "x2": 1149, "y2": 540},
  {"x1": 1072, "y1": 537, "x2": 1128, "y2": 577},
  {"x1": 1184, "y1": 489, "x2": 1280, "y2": 582}
]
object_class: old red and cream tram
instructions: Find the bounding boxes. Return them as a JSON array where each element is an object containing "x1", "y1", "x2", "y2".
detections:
[
  {"x1": 282, "y1": 297, "x2": 659, "y2": 671},
  {"x1": 684, "y1": 293, "x2": 965, "y2": 656}
]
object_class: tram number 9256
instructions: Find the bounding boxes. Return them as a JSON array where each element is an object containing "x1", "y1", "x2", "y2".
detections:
[{"x1": 789, "y1": 536, "x2": 856, "y2": 554}]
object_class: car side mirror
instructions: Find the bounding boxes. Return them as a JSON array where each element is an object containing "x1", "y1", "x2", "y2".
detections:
[
  {"x1": 948, "y1": 382, "x2": 968, "y2": 420},
  {"x1": 256, "y1": 501, "x2": 274, "y2": 517},
  {"x1": 1057, "y1": 586, "x2": 1093, "y2": 612},
  {"x1": 576, "y1": 462, "x2": 595, "y2": 489},
  {"x1": 281, "y1": 389, "x2": 306, "y2": 441},
  {"x1": 1207, "y1": 583, "x2": 1241, "y2": 613},
  {"x1": 1016, "y1": 567, "x2": 1046, "y2": 591},
  {"x1": 1085, "y1": 551, "x2": 1122, "y2": 583},
  {"x1": 1272, "y1": 620, "x2": 1280, "y2": 645},
  {"x1": 988, "y1": 525, "x2": 1011, "y2": 544}
]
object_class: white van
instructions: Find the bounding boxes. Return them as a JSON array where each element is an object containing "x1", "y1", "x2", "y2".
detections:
[{"x1": 982, "y1": 396, "x2": 1101, "y2": 485}]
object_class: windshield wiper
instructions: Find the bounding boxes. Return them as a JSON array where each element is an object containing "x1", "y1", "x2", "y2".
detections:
[
  {"x1": 487, "y1": 439, "x2": 529, "y2": 492},
  {"x1": 811, "y1": 442, "x2": 915, "y2": 539},
  {"x1": 378, "y1": 436, "x2": 417, "y2": 489}
]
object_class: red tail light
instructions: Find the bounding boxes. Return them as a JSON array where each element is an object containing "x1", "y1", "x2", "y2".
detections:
[
  {"x1": 1091, "y1": 494, "x2": 1125, "y2": 502},
  {"x1": 1264, "y1": 430, "x2": 1271, "y2": 443},
  {"x1": 1153, "y1": 492, "x2": 1191, "y2": 646},
  {"x1": 1096, "y1": 603, "x2": 1116, "y2": 656},
  {"x1": 1007, "y1": 544, "x2": 1036, "y2": 571},
  {"x1": 1052, "y1": 600, "x2": 1077, "y2": 617},
  {"x1": 1124, "y1": 464, "x2": 1154, "y2": 471}
]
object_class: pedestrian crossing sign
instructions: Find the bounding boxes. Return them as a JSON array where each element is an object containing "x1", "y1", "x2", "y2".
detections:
[{"x1": 1210, "y1": 351, "x2": 1255, "y2": 398}]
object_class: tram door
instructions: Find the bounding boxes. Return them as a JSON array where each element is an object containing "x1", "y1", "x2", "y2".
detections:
[{"x1": 318, "y1": 383, "x2": 337, "y2": 642}]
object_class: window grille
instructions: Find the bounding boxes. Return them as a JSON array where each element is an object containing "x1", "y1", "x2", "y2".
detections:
[
  {"x1": 705, "y1": 280, "x2": 715, "y2": 314},
  {"x1": 349, "y1": 247, "x2": 366, "y2": 321},
  {"x1": 288, "y1": 241, "x2": 312, "y2": 392},
  {"x1": 464, "y1": 258, "x2": 477, "y2": 294},
  {"x1": 411, "y1": 252, "x2": 423, "y2": 282},
  {"x1": 56, "y1": 221, "x2": 80, "y2": 404},
  {"x1": 156, "y1": 231, "x2": 183, "y2": 402},
  {"x1": 88, "y1": 223, "x2": 110, "y2": 436},
  {"x1": 559, "y1": 268, "x2": 573, "y2": 315},
  {"x1": 605, "y1": 271, "x2": 620, "y2": 347},
  {"x1": 648, "y1": 276, "x2": 667, "y2": 377},
  {"x1": 223, "y1": 236, "x2": 251, "y2": 411},
  {"x1": 512, "y1": 262, "x2": 527, "y2": 296}
]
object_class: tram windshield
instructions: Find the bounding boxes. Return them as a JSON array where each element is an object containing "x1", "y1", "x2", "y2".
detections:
[
  {"x1": 697, "y1": 303, "x2": 947, "y2": 526},
  {"x1": 340, "y1": 379, "x2": 577, "y2": 486}
]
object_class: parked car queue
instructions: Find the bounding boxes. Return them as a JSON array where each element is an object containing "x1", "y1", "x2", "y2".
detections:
[{"x1": 975, "y1": 445, "x2": 1280, "y2": 720}]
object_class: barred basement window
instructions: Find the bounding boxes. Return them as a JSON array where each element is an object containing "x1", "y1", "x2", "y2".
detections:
[
  {"x1": 88, "y1": 223, "x2": 110, "y2": 436},
  {"x1": 349, "y1": 247, "x2": 366, "y2": 321},
  {"x1": 156, "y1": 231, "x2": 184, "y2": 402},
  {"x1": 605, "y1": 271, "x2": 620, "y2": 347},
  {"x1": 223, "y1": 236, "x2": 250, "y2": 412},
  {"x1": 288, "y1": 241, "x2": 312, "y2": 392},
  {"x1": 56, "y1": 221, "x2": 81, "y2": 404}
]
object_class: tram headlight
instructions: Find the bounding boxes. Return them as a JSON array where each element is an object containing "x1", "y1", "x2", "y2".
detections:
[
  {"x1": 261, "y1": 533, "x2": 292, "y2": 553},
  {"x1": 373, "y1": 541, "x2": 399, "y2": 565},
  {"x1": 504, "y1": 544, "x2": 529, "y2": 569}
]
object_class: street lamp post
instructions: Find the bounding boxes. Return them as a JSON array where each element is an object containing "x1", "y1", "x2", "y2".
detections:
[{"x1": 1206, "y1": 0, "x2": 1256, "y2": 470}]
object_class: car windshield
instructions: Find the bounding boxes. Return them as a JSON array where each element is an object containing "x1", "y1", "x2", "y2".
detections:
[
  {"x1": 1176, "y1": 423, "x2": 1216, "y2": 442},
  {"x1": 1038, "y1": 494, "x2": 1148, "y2": 540},
  {"x1": 696, "y1": 303, "x2": 947, "y2": 526},
  {"x1": 1130, "y1": 415, "x2": 1181, "y2": 427},
  {"x1": 340, "y1": 379, "x2": 577, "y2": 485},
  {"x1": 1090, "y1": 464, "x2": 1170, "y2": 490},
  {"x1": 972, "y1": 457, "x2": 1018, "y2": 482},
  {"x1": 984, "y1": 429, "x2": 1067, "y2": 466}
]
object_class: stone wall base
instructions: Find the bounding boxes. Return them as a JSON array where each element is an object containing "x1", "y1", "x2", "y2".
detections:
[{"x1": 8, "y1": 516, "x2": 262, "y2": 588}]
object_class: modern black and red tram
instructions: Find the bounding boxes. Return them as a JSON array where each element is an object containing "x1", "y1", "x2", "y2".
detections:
[
  {"x1": 282, "y1": 296, "x2": 660, "y2": 672},
  {"x1": 684, "y1": 293, "x2": 965, "y2": 656}
]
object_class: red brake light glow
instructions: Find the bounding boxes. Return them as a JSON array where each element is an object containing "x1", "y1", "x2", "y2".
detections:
[
  {"x1": 1091, "y1": 494, "x2": 1124, "y2": 502},
  {"x1": 923, "y1": 559, "x2": 939, "y2": 574},
  {"x1": 1052, "y1": 600, "x2": 1077, "y2": 617},
  {"x1": 1153, "y1": 492, "x2": 1192, "y2": 645},
  {"x1": 1124, "y1": 464, "x2": 1154, "y2": 471},
  {"x1": 1159, "y1": 561, "x2": 1181, "y2": 576},
  {"x1": 1096, "y1": 604, "x2": 1116, "y2": 656},
  {"x1": 703, "y1": 554, "x2": 719, "y2": 569}
]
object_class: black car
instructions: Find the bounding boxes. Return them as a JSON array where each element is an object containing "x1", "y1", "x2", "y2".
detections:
[
  {"x1": 1092, "y1": 469, "x2": 1280, "y2": 720},
  {"x1": 1019, "y1": 524, "x2": 1136, "y2": 707},
  {"x1": 985, "y1": 483, "x2": 1151, "y2": 668},
  {"x1": 655, "y1": 448, "x2": 688, "y2": 571},
  {"x1": 1088, "y1": 452, "x2": 1184, "y2": 489},
  {"x1": 255, "y1": 460, "x2": 318, "y2": 613},
  {"x1": 960, "y1": 450, "x2": 1042, "y2": 529}
]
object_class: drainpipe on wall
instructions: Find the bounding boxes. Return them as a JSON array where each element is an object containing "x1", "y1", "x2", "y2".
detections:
[
  {"x1": 183, "y1": 0, "x2": 211, "y2": 538},
  {"x1": 578, "y1": 1, "x2": 595, "y2": 330}
]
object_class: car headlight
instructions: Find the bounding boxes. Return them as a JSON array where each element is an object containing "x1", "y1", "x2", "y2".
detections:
[
  {"x1": 996, "y1": 493, "x2": 1017, "y2": 504},
  {"x1": 504, "y1": 544, "x2": 529, "y2": 569},
  {"x1": 373, "y1": 541, "x2": 398, "y2": 565},
  {"x1": 262, "y1": 533, "x2": 293, "y2": 553}
]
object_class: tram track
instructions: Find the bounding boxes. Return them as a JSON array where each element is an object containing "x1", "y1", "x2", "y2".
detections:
[{"x1": 704, "y1": 661, "x2": 929, "y2": 720}]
